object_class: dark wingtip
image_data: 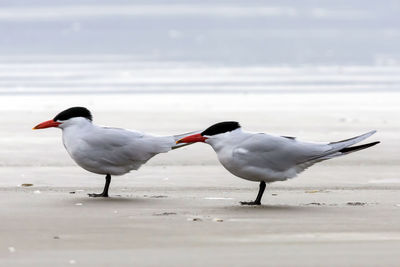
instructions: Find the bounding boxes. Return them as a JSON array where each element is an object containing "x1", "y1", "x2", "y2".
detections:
[{"x1": 339, "y1": 141, "x2": 380, "y2": 153}]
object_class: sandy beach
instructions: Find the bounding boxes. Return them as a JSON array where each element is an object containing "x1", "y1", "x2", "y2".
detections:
[{"x1": 0, "y1": 91, "x2": 399, "y2": 266}]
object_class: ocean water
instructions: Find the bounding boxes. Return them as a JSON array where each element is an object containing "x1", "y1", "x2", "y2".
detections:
[
  {"x1": 1, "y1": 56, "x2": 400, "y2": 95},
  {"x1": 0, "y1": 0, "x2": 399, "y2": 94}
]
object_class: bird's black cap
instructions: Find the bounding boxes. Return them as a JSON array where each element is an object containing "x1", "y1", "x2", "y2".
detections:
[
  {"x1": 201, "y1": 121, "x2": 241, "y2": 136},
  {"x1": 53, "y1": 107, "x2": 92, "y2": 121}
]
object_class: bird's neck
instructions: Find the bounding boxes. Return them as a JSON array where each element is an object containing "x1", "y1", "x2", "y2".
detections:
[{"x1": 61, "y1": 120, "x2": 94, "y2": 142}]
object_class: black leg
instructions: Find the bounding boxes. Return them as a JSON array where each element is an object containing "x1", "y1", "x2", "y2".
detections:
[
  {"x1": 240, "y1": 181, "x2": 266, "y2": 205},
  {"x1": 88, "y1": 174, "x2": 111, "y2": 198}
]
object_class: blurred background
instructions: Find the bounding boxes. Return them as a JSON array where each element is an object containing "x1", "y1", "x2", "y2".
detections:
[
  {"x1": 1, "y1": 0, "x2": 400, "y2": 93},
  {"x1": 1, "y1": 0, "x2": 400, "y2": 64},
  {"x1": 0, "y1": 0, "x2": 398, "y2": 179}
]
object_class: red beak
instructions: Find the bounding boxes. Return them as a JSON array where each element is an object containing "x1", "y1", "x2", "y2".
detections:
[
  {"x1": 176, "y1": 133, "x2": 207, "y2": 144},
  {"x1": 33, "y1": 120, "x2": 61, "y2": 130}
]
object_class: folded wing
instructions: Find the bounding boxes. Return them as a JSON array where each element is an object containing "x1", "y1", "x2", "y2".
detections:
[
  {"x1": 80, "y1": 127, "x2": 172, "y2": 171},
  {"x1": 233, "y1": 131, "x2": 379, "y2": 175}
]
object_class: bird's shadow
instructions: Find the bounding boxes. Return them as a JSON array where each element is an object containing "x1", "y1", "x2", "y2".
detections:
[{"x1": 222, "y1": 204, "x2": 318, "y2": 213}]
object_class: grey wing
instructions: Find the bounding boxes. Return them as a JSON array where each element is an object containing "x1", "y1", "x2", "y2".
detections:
[
  {"x1": 83, "y1": 127, "x2": 170, "y2": 169},
  {"x1": 233, "y1": 131, "x2": 377, "y2": 174},
  {"x1": 232, "y1": 133, "x2": 332, "y2": 173}
]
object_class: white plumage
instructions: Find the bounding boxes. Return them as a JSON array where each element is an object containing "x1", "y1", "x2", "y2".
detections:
[
  {"x1": 177, "y1": 122, "x2": 379, "y2": 205},
  {"x1": 61, "y1": 117, "x2": 179, "y2": 176},
  {"x1": 208, "y1": 128, "x2": 376, "y2": 182},
  {"x1": 34, "y1": 107, "x2": 195, "y2": 197}
]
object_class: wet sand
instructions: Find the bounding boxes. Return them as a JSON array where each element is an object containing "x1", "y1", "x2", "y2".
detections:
[
  {"x1": 0, "y1": 92, "x2": 399, "y2": 266},
  {"x1": 1, "y1": 167, "x2": 400, "y2": 267}
]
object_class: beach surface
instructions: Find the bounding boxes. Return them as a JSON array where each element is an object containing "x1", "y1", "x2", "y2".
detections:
[{"x1": 0, "y1": 91, "x2": 399, "y2": 266}]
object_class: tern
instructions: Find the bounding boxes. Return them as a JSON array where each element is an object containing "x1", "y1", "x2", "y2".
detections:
[
  {"x1": 33, "y1": 107, "x2": 195, "y2": 198},
  {"x1": 177, "y1": 121, "x2": 380, "y2": 205}
]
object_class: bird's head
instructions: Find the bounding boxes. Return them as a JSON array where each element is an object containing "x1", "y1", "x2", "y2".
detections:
[
  {"x1": 176, "y1": 121, "x2": 241, "y2": 145},
  {"x1": 33, "y1": 107, "x2": 93, "y2": 130}
]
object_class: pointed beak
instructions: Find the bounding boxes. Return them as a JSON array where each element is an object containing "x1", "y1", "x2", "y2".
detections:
[
  {"x1": 33, "y1": 119, "x2": 61, "y2": 130},
  {"x1": 176, "y1": 133, "x2": 207, "y2": 144}
]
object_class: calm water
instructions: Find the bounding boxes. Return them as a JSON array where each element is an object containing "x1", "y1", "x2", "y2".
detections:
[{"x1": 0, "y1": 56, "x2": 400, "y2": 94}]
